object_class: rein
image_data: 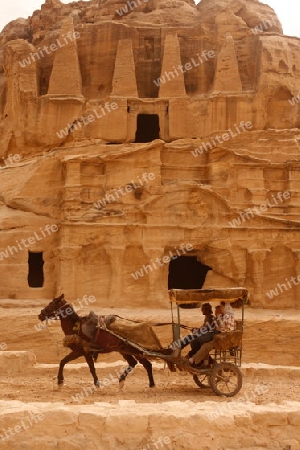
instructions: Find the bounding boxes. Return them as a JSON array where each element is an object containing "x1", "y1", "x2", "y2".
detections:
[{"x1": 114, "y1": 315, "x2": 193, "y2": 331}]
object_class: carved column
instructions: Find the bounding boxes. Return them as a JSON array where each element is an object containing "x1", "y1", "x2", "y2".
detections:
[
  {"x1": 48, "y1": 17, "x2": 82, "y2": 96},
  {"x1": 292, "y1": 250, "x2": 300, "y2": 309},
  {"x1": 212, "y1": 34, "x2": 242, "y2": 93},
  {"x1": 63, "y1": 161, "x2": 82, "y2": 220},
  {"x1": 249, "y1": 249, "x2": 270, "y2": 308},
  {"x1": 56, "y1": 246, "x2": 82, "y2": 300},
  {"x1": 291, "y1": 250, "x2": 300, "y2": 273},
  {"x1": 144, "y1": 248, "x2": 167, "y2": 306},
  {"x1": 106, "y1": 247, "x2": 125, "y2": 305},
  {"x1": 159, "y1": 34, "x2": 186, "y2": 98},
  {"x1": 111, "y1": 39, "x2": 138, "y2": 97},
  {"x1": 127, "y1": 100, "x2": 139, "y2": 142}
]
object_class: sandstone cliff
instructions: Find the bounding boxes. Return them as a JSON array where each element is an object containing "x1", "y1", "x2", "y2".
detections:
[{"x1": 0, "y1": 0, "x2": 299, "y2": 308}]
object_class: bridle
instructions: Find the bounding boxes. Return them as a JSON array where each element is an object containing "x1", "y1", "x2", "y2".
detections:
[{"x1": 39, "y1": 296, "x2": 67, "y2": 321}]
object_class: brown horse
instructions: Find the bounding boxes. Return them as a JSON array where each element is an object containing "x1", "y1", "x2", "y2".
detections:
[{"x1": 38, "y1": 294, "x2": 156, "y2": 388}]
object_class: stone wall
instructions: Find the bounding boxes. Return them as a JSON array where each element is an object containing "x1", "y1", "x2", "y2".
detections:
[
  {"x1": 0, "y1": 400, "x2": 299, "y2": 449},
  {"x1": 0, "y1": 0, "x2": 299, "y2": 307}
]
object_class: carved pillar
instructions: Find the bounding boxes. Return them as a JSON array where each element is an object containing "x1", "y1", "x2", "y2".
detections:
[
  {"x1": 249, "y1": 249, "x2": 270, "y2": 308},
  {"x1": 144, "y1": 248, "x2": 167, "y2": 306},
  {"x1": 292, "y1": 250, "x2": 300, "y2": 309},
  {"x1": 291, "y1": 250, "x2": 300, "y2": 272},
  {"x1": 64, "y1": 160, "x2": 81, "y2": 186},
  {"x1": 213, "y1": 34, "x2": 242, "y2": 93},
  {"x1": 106, "y1": 247, "x2": 125, "y2": 305},
  {"x1": 159, "y1": 34, "x2": 186, "y2": 98},
  {"x1": 56, "y1": 246, "x2": 82, "y2": 299},
  {"x1": 127, "y1": 100, "x2": 139, "y2": 142},
  {"x1": 48, "y1": 17, "x2": 82, "y2": 96},
  {"x1": 63, "y1": 161, "x2": 82, "y2": 219},
  {"x1": 112, "y1": 39, "x2": 138, "y2": 97}
]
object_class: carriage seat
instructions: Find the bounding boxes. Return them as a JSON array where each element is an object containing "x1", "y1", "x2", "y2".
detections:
[{"x1": 212, "y1": 330, "x2": 243, "y2": 351}]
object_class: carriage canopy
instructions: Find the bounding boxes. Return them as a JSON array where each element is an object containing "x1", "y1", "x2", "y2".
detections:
[{"x1": 168, "y1": 288, "x2": 249, "y2": 308}]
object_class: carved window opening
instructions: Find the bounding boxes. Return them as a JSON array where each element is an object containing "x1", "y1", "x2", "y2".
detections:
[
  {"x1": 135, "y1": 114, "x2": 160, "y2": 143},
  {"x1": 168, "y1": 256, "x2": 211, "y2": 290},
  {"x1": 28, "y1": 251, "x2": 44, "y2": 288}
]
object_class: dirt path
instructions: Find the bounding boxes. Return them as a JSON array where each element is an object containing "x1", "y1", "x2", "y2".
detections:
[
  {"x1": 1, "y1": 304, "x2": 300, "y2": 449},
  {"x1": 1, "y1": 363, "x2": 300, "y2": 406},
  {"x1": 1, "y1": 304, "x2": 300, "y2": 407}
]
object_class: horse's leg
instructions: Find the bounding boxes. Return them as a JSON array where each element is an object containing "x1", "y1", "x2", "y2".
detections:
[
  {"x1": 84, "y1": 353, "x2": 100, "y2": 387},
  {"x1": 57, "y1": 348, "x2": 83, "y2": 385},
  {"x1": 118, "y1": 354, "x2": 137, "y2": 389},
  {"x1": 119, "y1": 344, "x2": 155, "y2": 388},
  {"x1": 135, "y1": 355, "x2": 155, "y2": 388},
  {"x1": 92, "y1": 351, "x2": 99, "y2": 362}
]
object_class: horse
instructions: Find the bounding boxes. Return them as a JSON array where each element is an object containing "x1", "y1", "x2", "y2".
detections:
[{"x1": 38, "y1": 294, "x2": 156, "y2": 388}]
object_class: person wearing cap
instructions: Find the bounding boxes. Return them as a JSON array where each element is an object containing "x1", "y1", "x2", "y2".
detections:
[
  {"x1": 170, "y1": 302, "x2": 217, "y2": 357},
  {"x1": 189, "y1": 302, "x2": 235, "y2": 366},
  {"x1": 187, "y1": 303, "x2": 220, "y2": 360}
]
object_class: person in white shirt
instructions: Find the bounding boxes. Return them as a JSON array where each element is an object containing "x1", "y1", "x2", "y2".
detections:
[{"x1": 217, "y1": 301, "x2": 235, "y2": 332}]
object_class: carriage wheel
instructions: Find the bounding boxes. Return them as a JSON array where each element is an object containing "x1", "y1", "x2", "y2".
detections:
[
  {"x1": 193, "y1": 373, "x2": 211, "y2": 389},
  {"x1": 210, "y1": 363, "x2": 242, "y2": 397}
]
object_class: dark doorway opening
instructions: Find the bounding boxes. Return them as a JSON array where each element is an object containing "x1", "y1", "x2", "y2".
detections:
[
  {"x1": 28, "y1": 251, "x2": 44, "y2": 288},
  {"x1": 135, "y1": 114, "x2": 160, "y2": 143},
  {"x1": 168, "y1": 256, "x2": 211, "y2": 289}
]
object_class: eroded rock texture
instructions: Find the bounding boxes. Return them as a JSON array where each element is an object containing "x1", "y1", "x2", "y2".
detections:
[{"x1": 0, "y1": 0, "x2": 299, "y2": 308}]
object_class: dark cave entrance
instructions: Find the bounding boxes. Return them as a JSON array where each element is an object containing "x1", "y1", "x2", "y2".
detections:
[
  {"x1": 135, "y1": 114, "x2": 160, "y2": 143},
  {"x1": 28, "y1": 251, "x2": 44, "y2": 288},
  {"x1": 168, "y1": 256, "x2": 211, "y2": 289}
]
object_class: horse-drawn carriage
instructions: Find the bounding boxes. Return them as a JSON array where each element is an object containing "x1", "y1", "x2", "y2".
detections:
[
  {"x1": 38, "y1": 287, "x2": 248, "y2": 397},
  {"x1": 164, "y1": 287, "x2": 247, "y2": 397}
]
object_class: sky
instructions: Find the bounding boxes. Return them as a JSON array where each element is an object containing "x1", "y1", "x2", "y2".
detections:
[{"x1": 0, "y1": 0, "x2": 299, "y2": 37}]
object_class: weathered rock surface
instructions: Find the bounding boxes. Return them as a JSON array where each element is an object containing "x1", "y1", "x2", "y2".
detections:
[
  {"x1": 0, "y1": 351, "x2": 36, "y2": 374},
  {"x1": 0, "y1": 0, "x2": 299, "y2": 308},
  {"x1": 0, "y1": 400, "x2": 299, "y2": 449}
]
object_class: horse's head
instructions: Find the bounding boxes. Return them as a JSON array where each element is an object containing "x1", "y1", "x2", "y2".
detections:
[{"x1": 38, "y1": 294, "x2": 74, "y2": 321}]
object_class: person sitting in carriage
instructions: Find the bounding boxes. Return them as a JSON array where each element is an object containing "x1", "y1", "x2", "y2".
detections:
[
  {"x1": 170, "y1": 302, "x2": 219, "y2": 357},
  {"x1": 218, "y1": 301, "x2": 235, "y2": 332},
  {"x1": 188, "y1": 301, "x2": 236, "y2": 366}
]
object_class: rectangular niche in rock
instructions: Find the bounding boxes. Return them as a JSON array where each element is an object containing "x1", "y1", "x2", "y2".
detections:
[
  {"x1": 28, "y1": 251, "x2": 44, "y2": 288},
  {"x1": 135, "y1": 113, "x2": 160, "y2": 142}
]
